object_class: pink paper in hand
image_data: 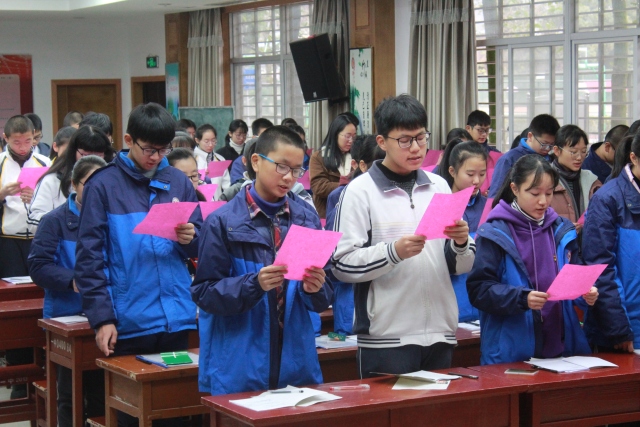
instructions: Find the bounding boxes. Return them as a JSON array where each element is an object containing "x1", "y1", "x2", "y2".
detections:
[
  {"x1": 199, "y1": 201, "x2": 226, "y2": 219},
  {"x1": 415, "y1": 186, "x2": 475, "y2": 240},
  {"x1": 422, "y1": 150, "x2": 443, "y2": 167},
  {"x1": 546, "y1": 264, "x2": 607, "y2": 301},
  {"x1": 577, "y1": 211, "x2": 586, "y2": 225},
  {"x1": 298, "y1": 172, "x2": 311, "y2": 190},
  {"x1": 478, "y1": 198, "x2": 494, "y2": 226},
  {"x1": 207, "y1": 160, "x2": 232, "y2": 178},
  {"x1": 198, "y1": 184, "x2": 218, "y2": 202},
  {"x1": 273, "y1": 224, "x2": 343, "y2": 280},
  {"x1": 133, "y1": 202, "x2": 198, "y2": 241},
  {"x1": 18, "y1": 167, "x2": 49, "y2": 190}
]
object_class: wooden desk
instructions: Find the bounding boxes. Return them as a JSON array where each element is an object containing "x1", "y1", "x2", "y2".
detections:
[
  {"x1": 97, "y1": 349, "x2": 208, "y2": 427},
  {"x1": 318, "y1": 308, "x2": 333, "y2": 335},
  {"x1": 0, "y1": 280, "x2": 44, "y2": 302},
  {"x1": 38, "y1": 319, "x2": 104, "y2": 427},
  {"x1": 468, "y1": 353, "x2": 640, "y2": 426},
  {"x1": 0, "y1": 298, "x2": 45, "y2": 425},
  {"x1": 452, "y1": 328, "x2": 481, "y2": 368},
  {"x1": 202, "y1": 367, "x2": 525, "y2": 427}
]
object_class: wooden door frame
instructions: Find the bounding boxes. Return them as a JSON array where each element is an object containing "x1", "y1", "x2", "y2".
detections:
[
  {"x1": 131, "y1": 75, "x2": 166, "y2": 108},
  {"x1": 51, "y1": 78, "x2": 123, "y2": 147}
]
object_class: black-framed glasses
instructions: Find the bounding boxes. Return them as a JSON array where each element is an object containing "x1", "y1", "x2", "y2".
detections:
[
  {"x1": 187, "y1": 173, "x2": 200, "y2": 183},
  {"x1": 386, "y1": 132, "x2": 431, "y2": 149},
  {"x1": 258, "y1": 154, "x2": 306, "y2": 178},
  {"x1": 134, "y1": 140, "x2": 173, "y2": 156},
  {"x1": 533, "y1": 134, "x2": 554, "y2": 151},
  {"x1": 559, "y1": 147, "x2": 590, "y2": 160},
  {"x1": 473, "y1": 127, "x2": 493, "y2": 135},
  {"x1": 33, "y1": 133, "x2": 43, "y2": 142}
]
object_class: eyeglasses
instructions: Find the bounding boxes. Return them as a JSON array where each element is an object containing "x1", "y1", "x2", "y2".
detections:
[
  {"x1": 386, "y1": 132, "x2": 431, "y2": 149},
  {"x1": 34, "y1": 133, "x2": 43, "y2": 142},
  {"x1": 133, "y1": 140, "x2": 173, "y2": 156},
  {"x1": 200, "y1": 139, "x2": 217, "y2": 146},
  {"x1": 258, "y1": 154, "x2": 306, "y2": 178},
  {"x1": 339, "y1": 133, "x2": 356, "y2": 141},
  {"x1": 77, "y1": 149, "x2": 105, "y2": 158},
  {"x1": 187, "y1": 173, "x2": 200, "y2": 183},
  {"x1": 559, "y1": 147, "x2": 590, "y2": 159},
  {"x1": 533, "y1": 134, "x2": 554, "y2": 151},
  {"x1": 473, "y1": 127, "x2": 492, "y2": 135}
]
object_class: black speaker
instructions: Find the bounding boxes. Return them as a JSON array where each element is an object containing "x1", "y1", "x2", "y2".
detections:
[{"x1": 290, "y1": 33, "x2": 346, "y2": 103}]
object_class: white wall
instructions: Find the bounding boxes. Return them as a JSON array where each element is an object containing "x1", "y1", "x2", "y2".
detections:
[
  {"x1": 0, "y1": 13, "x2": 166, "y2": 140},
  {"x1": 395, "y1": 0, "x2": 411, "y2": 95}
]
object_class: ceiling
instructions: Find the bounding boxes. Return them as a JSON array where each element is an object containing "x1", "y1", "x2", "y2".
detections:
[{"x1": 0, "y1": 0, "x2": 262, "y2": 19}]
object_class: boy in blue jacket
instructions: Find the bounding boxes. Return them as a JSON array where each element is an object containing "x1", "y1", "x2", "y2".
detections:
[{"x1": 192, "y1": 125, "x2": 333, "y2": 396}]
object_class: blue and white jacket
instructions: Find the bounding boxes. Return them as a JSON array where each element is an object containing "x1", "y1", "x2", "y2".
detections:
[
  {"x1": 191, "y1": 186, "x2": 333, "y2": 396},
  {"x1": 582, "y1": 165, "x2": 640, "y2": 348},
  {"x1": 488, "y1": 140, "x2": 549, "y2": 198},
  {"x1": 75, "y1": 152, "x2": 199, "y2": 339},
  {"x1": 28, "y1": 195, "x2": 82, "y2": 319},
  {"x1": 467, "y1": 216, "x2": 591, "y2": 365}
]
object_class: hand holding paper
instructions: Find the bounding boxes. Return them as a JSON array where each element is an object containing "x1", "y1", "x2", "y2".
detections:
[
  {"x1": 207, "y1": 160, "x2": 232, "y2": 178},
  {"x1": 415, "y1": 186, "x2": 474, "y2": 240},
  {"x1": 273, "y1": 224, "x2": 342, "y2": 280},
  {"x1": 132, "y1": 202, "x2": 198, "y2": 241},
  {"x1": 546, "y1": 264, "x2": 607, "y2": 301},
  {"x1": 17, "y1": 166, "x2": 49, "y2": 190}
]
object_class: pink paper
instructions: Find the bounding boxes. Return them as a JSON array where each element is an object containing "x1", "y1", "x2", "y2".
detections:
[
  {"x1": 273, "y1": 224, "x2": 343, "y2": 280},
  {"x1": 320, "y1": 218, "x2": 327, "y2": 229},
  {"x1": 577, "y1": 211, "x2": 586, "y2": 225},
  {"x1": 199, "y1": 201, "x2": 226, "y2": 219},
  {"x1": 297, "y1": 171, "x2": 311, "y2": 190},
  {"x1": 207, "y1": 160, "x2": 232, "y2": 178},
  {"x1": 421, "y1": 165, "x2": 436, "y2": 172},
  {"x1": 415, "y1": 186, "x2": 475, "y2": 240},
  {"x1": 198, "y1": 184, "x2": 218, "y2": 202},
  {"x1": 547, "y1": 264, "x2": 607, "y2": 301},
  {"x1": 199, "y1": 169, "x2": 206, "y2": 181},
  {"x1": 132, "y1": 202, "x2": 198, "y2": 241},
  {"x1": 480, "y1": 168, "x2": 494, "y2": 194},
  {"x1": 422, "y1": 150, "x2": 443, "y2": 167},
  {"x1": 18, "y1": 166, "x2": 49, "y2": 190},
  {"x1": 478, "y1": 198, "x2": 494, "y2": 226}
]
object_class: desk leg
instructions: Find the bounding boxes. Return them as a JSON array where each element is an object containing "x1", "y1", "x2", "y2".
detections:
[
  {"x1": 104, "y1": 371, "x2": 118, "y2": 427},
  {"x1": 45, "y1": 332, "x2": 58, "y2": 427},
  {"x1": 72, "y1": 358, "x2": 83, "y2": 427}
]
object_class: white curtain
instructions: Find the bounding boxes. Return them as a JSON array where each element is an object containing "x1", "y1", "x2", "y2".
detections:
[
  {"x1": 408, "y1": 0, "x2": 477, "y2": 149},
  {"x1": 308, "y1": 0, "x2": 349, "y2": 149},
  {"x1": 188, "y1": 8, "x2": 224, "y2": 107}
]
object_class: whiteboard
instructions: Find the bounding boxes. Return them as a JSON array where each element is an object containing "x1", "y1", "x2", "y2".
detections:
[
  {"x1": 179, "y1": 106, "x2": 235, "y2": 151},
  {"x1": 349, "y1": 48, "x2": 373, "y2": 134}
]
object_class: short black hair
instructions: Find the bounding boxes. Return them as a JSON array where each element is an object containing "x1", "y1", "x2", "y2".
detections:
[
  {"x1": 4, "y1": 115, "x2": 35, "y2": 137},
  {"x1": 285, "y1": 124, "x2": 305, "y2": 138},
  {"x1": 166, "y1": 147, "x2": 198, "y2": 166},
  {"x1": 63, "y1": 111, "x2": 84, "y2": 127},
  {"x1": 71, "y1": 155, "x2": 107, "y2": 186},
  {"x1": 177, "y1": 118, "x2": 196, "y2": 130},
  {"x1": 254, "y1": 125, "x2": 306, "y2": 158},
  {"x1": 225, "y1": 119, "x2": 249, "y2": 144},
  {"x1": 554, "y1": 124, "x2": 589, "y2": 149},
  {"x1": 126, "y1": 103, "x2": 176, "y2": 146},
  {"x1": 374, "y1": 94, "x2": 428, "y2": 138},
  {"x1": 466, "y1": 110, "x2": 491, "y2": 128},
  {"x1": 24, "y1": 113, "x2": 42, "y2": 132},
  {"x1": 172, "y1": 131, "x2": 196, "y2": 150},
  {"x1": 604, "y1": 124, "x2": 629, "y2": 149},
  {"x1": 529, "y1": 114, "x2": 560, "y2": 138},
  {"x1": 281, "y1": 118, "x2": 298, "y2": 126},
  {"x1": 80, "y1": 113, "x2": 113, "y2": 136},
  {"x1": 196, "y1": 124, "x2": 217, "y2": 140},
  {"x1": 51, "y1": 126, "x2": 77, "y2": 160},
  {"x1": 251, "y1": 118, "x2": 274, "y2": 136},
  {"x1": 446, "y1": 128, "x2": 473, "y2": 144}
]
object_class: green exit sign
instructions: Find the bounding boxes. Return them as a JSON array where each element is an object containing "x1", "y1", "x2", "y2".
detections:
[{"x1": 146, "y1": 56, "x2": 159, "y2": 69}]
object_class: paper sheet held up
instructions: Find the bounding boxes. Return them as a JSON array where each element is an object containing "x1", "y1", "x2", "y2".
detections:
[
  {"x1": 546, "y1": 264, "x2": 606, "y2": 301},
  {"x1": 415, "y1": 186, "x2": 474, "y2": 240},
  {"x1": 132, "y1": 202, "x2": 198, "y2": 241}
]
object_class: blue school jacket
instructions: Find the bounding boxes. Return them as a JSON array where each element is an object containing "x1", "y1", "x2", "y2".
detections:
[
  {"x1": 452, "y1": 193, "x2": 488, "y2": 322},
  {"x1": 191, "y1": 186, "x2": 333, "y2": 396},
  {"x1": 75, "y1": 152, "x2": 200, "y2": 339},
  {"x1": 488, "y1": 140, "x2": 549, "y2": 198},
  {"x1": 467, "y1": 217, "x2": 591, "y2": 365},
  {"x1": 582, "y1": 171, "x2": 640, "y2": 348},
  {"x1": 28, "y1": 196, "x2": 83, "y2": 319}
]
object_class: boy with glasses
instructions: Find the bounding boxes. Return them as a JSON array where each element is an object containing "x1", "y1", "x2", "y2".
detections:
[
  {"x1": 25, "y1": 113, "x2": 51, "y2": 157},
  {"x1": 466, "y1": 110, "x2": 500, "y2": 154},
  {"x1": 488, "y1": 114, "x2": 560, "y2": 198},
  {"x1": 75, "y1": 103, "x2": 200, "y2": 426}
]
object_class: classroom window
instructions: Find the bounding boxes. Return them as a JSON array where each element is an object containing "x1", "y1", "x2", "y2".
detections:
[
  {"x1": 231, "y1": 2, "x2": 312, "y2": 130},
  {"x1": 575, "y1": 0, "x2": 640, "y2": 33},
  {"x1": 475, "y1": 0, "x2": 564, "y2": 40}
]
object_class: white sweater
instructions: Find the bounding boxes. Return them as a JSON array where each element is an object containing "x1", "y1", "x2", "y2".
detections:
[
  {"x1": 194, "y1": 147, "x2": 231, "y2": 200},
  {"x1": 28, "y1": 173, "x2": 67, "y2": 226}
]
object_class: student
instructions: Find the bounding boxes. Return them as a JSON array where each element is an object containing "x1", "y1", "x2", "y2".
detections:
[
  {"x1": 281, "y1": 117, "x2": 297, "y2": 126},
  {"x1": 285, "y1": 124, "x2": 310, "y2": 171},
  {"x1": 230, "y1": 118, "x2": 275, "y2": 183},
  {"x1": 176, "y1": 118, "x2": 197, "y2": 138},
  {"x1": 29, "y1": 126, "x2": 111, "y2": 227},
  {"x1": 467, "y1": 154, "x2": 597, "y2": 365},
  {"x1": 310, "y1": 114, "x2": 357, "y2": 218},
  {"x1": 216, "y1": 119, "x2": 248, "y2": 162},
  {"x1": 465, "y1": 110, "x2": 500, "y2": 154},
  {"x1": 50, "y1": 126, "x2": 76, "y2": 161},
  {"x1": 432, "y1": 129, "x2": 474, "y2": 175},
  {"x1": 582, "y1": 134, "x2": 640, "y2": 354},
  {"x1": 75, "y1": 103, "x2": 199, "y2": 426},
  {"x1": 192, "y1": 125, "x2": 332, "y2": 395},
  {"x1": 550, "y1": 125, "x2": 602, "y2": 231},
  {"x1": 437, "y1": 140, "x2": 488, "y2": 323},
  {"x1": 628, "y1": 119, "x2": 640, "y2": 136},
  {"x1": 25, "y1": 113, "x2": 51, "y2": 157},
  {"x1": 79, "y1": 112, "x2": 116, "y2": 161},
  {"x1": 171, "y1": 131, "x2": 197, "y2": 150},
  {"x1": 194, "y1": 124, "x2": 230, "y2": 199},
  {"x1": 489, "y1": 114, "x2": 560, "y2": 198},
  {"x1": 581, "y1": 124, "x2": 628, "y2": 183},
  {"x1": 28, "y1": 155, "x2": 107, "y2": 427},
  {"x1": 63, "y1": 111, "x2": 84, "y2": 129},
  {"x1": 332, "y1": 95, "x2": 474, "y2": 376},
  {"x1": 167, "y1": 148, "x2": 206, "y2": 201}
]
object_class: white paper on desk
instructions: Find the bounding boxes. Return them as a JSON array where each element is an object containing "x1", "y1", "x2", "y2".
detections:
[
  {"x1": 315, "y1": 335, "x2": 356, "y2": 349},
  {"x1": 525, "y1": 358, "x2": 588, "y2": 373},
  {"x1": 50, "y1": 315, "x2": 87, "y2": 324},
  {"x1": 138, "y1": 352, "x2": 199, "y2": 367},
  {"x1": 2, "y1": 276, "x2": 33, "y2": 284},
  {"x1": 392, "y1": 378, "x2": 450, "y2": 390},
  {"x1": 562, "y1": 356, "x2": 617, "y2": 369},
  {"x1": 399, "y1": 370, "x2": 460, "y2": 382},
  {"x1": 229, "y1": 386, "x2": 341, "y2": 411},
  {"x1": 458, "y1": 322, "x2": 480, "y2": 332}
]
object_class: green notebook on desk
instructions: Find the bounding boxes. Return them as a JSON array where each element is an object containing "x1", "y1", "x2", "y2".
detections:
[{"x1": 160, "y1": 351, "x2": 193, "y2": 365}]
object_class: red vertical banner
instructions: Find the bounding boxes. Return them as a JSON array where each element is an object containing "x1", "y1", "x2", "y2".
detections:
[{"x1": 0, "y1": 55, "x2": 33, "y2": 114}]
